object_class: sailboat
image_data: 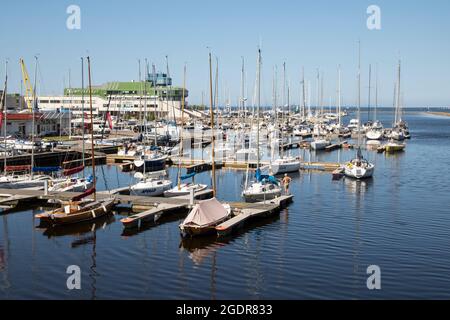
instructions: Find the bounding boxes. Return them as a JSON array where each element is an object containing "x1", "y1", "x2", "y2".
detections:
[
  {"x1": 242, "y1": 49, "x2": 282, "y2": 202},
  {"x1": 179, "y1": 52, "x2": 233, "y2": 237},
  {"x1": 49, "y1": 58, "x2": 93, "y2": 193},
  {"x1": 344, "y1": 42, "x2": 375, "y2": 180},
  {"x1": 366, "y1": 64, "x2": 384, "y2": 141},
  {"x1": 35, "y1": 56, "x2": 115, "y2": 226},
  {"x1": 1, "y1": 58, "x2": 62, "y2": 189},
  {"x1": 389, "y1": 60, "x2": 409, "y2": 141},
  {"x1": 165, "y1": 64, "x2": 208, "y2": 197},
  {"x1": 270, "y1": 63, "x2": 300, "y2": 174},
  {"x1": 129, "y1": 61, "x2": 172, "y2": 195}
]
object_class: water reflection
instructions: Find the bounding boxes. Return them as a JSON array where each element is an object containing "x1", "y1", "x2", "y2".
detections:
[
  {"x1": 121, "y1": 211, "x2": 187, "y2": 237},
  {"x1": 343, "y1": 177, "x2": 373, "y2": 196},
  {"x1": 38, "y1": 214, "x2": 116, "y2": 239}
]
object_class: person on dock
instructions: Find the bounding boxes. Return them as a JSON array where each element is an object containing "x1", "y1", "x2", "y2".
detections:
[{"x1": 281, "y1": 174, "x2": 292, "y2": 195}]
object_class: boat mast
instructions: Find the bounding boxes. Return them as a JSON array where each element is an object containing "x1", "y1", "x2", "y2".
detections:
[
  {"x1": 396, "y1": 59, "x2": 402, "y2": 123},
  {"x1": 177, "y1": 64, "x2": 186, "y2": 190},
  {"x1": 81, "y1": 58, "x2": 85, "y2": 178},
  {"x1": 302, "y1": 67, "x2": 306, "y2": 119},
  {"x1": 374, "y1": 64, "x2": 378, "y2": 122},
  {"x1": 31, "y1": 56, "x2": 38, "y2": 180},
  {"x1": 368, "y1": 64, "x2": 372, "y2": 122},
  {"x1": 257, "y1": 48, "x2": 261, "y2": 169},
  {"x1": 87, "y1": 56, "x2": 96, "y2": 201},
  {"x1": 338, "y1": 65, "x2": 342, "y2": 127},
  {"x1": 152, "y1": 63, "x2": 157, "y2": 147},
  {"x1": 208, "y1": 52, "x2": 216, "y2": 196},
  {"x1": 2, "y1": 60, "x2": 7, "y2": 174},
  {"x1": 357, "y1": 40, "x2": 362, "y2": 153}
]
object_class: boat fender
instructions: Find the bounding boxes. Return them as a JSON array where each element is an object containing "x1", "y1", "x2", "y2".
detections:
[{"x1": 91, "y1": 210, "x2": 96, "y2": 218}]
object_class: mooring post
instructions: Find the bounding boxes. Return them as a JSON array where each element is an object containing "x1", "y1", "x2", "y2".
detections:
[
  {"x1": 44, "y1": 180, "x2": 48, "y2": 195},
  {"x1": 189, "y1": 188, "x2": 194, "y2": 206}
]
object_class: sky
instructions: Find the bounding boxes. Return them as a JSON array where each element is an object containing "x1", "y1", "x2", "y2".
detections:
[{"x1": 1, "y1": 0, "x2": 450, "y2": 107}]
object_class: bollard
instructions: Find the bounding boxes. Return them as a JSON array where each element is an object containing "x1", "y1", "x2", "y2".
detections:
[
  {"x1": 44, "y1": 180, "x2": 48, "y2": 196},
  {"x1": 189, "y1": 188, "x2": 194, "y2": 206}
]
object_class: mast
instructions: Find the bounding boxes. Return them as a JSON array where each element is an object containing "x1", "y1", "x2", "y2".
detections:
[
  {"x1": 368, "y1": 64, "x2": 372, "y2": 122},
  {"x1": 31, "y1": 56, "x2": 38, "y2": 179},
  {"x1": 2, "y1": 60, "x2": 7, "y2": 174},
  {"x1": 357, "y1": 40, "x2": 362, "y2": 152},
  {"x1": 316, "y1": 69, "x2": 320, "y2": 115},
  {"x1": 152, "y1": 64, "x2": 157, "y2": 146},
  {"x1": 177, "y1": 64, "x2": 186, "y2": 190},
  {"x1": 396, "y1": 60, "x2": 402, "y2": 123},
  {"x1": 282, "y1": 62, "x2": 286, "y2": 126},
  {"x1": 81, "y1": 58, "x2": 85, "y2": 178},
  {"x1": 256, "y1": 48, "x2": 261, "y2": 169},
  {"x1": 338, "y1": 65, "x2": 342, "y2": 127},
  {"x1": 87, "y1": 56, "x2": 96, "y2": 201},
  {"x1": 302, "y1": 67, "x2": 306, "y2": 119},
  {"x1": 208, "y1": 52, "x2": 216, "y2": 196},
  {"x1": 374, "y1": 64, "x2": 378, "y2": 121}
]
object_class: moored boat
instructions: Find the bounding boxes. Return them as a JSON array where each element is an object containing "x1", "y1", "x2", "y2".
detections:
[{"x1": 179, "y1": 197, "x2": 232, "y2": 237}]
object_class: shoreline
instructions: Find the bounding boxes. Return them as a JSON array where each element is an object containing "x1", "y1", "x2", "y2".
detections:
[{"x1": 426, "y1": 112, "x2": 450, "y2": 117}]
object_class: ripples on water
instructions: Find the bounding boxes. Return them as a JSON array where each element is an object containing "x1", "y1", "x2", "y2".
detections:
[{"x1": 1, "y1": 112, "x2": 450, "y2": 299}]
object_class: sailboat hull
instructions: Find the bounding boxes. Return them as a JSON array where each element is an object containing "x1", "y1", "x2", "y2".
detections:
[
  {"x1": 344, "y1": 165, "x2": 374, "y2": 179},
  {"x1": 271, "y1": 159, "x2": 301, "y2": 174},
  {"x1": 36, "y1": 198, "x2": 115, "y2": 226}
]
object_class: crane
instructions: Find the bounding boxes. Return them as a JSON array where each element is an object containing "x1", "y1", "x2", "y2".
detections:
[{"x1": 19, "y1": 58, "x2": 34, "y2": 111}]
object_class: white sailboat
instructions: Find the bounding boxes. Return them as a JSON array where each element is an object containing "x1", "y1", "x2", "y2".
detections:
[
  {"x1": 164, "y1": 64, "x2": 208, "y2": 198},
  {"x1": 344, "y1": 41, "x2": 375, "y2": 180},
  {"x1": 270, "y1": 63, "x2": 300, "y2": 174},
  {"x1": 366, "y1": 64, "x2": 384, "y2": 140},
  {"x1": 243, "y1": 49, "x2": 282, "y2": 202},
  {"x1": 130, "y1": 61, "x2": 172, "y2": 195}
]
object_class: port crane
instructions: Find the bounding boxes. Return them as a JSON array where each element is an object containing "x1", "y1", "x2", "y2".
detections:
[{"x1": 19, "y1": 58, "x2": 35, "y2": 112}]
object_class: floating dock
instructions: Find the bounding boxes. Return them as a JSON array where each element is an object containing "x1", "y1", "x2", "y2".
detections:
[{"x1": 216, "y1": 195, "x2": 293, "y2": 237}]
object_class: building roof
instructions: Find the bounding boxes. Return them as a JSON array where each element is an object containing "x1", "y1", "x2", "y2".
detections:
[{"x1": 64, "y1": 81, "x2": 187, "y2": 98}]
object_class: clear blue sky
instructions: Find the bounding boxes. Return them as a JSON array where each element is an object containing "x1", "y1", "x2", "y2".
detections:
[{"x1": 1, "y1": 0, "x2": 449, "y2": 107}]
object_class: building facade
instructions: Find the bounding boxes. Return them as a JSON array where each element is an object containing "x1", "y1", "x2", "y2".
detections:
[{"x1": 37, "y1": 73, "x2": 202, "y2": 119}]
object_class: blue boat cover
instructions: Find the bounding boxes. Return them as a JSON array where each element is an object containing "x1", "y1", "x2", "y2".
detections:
[
  {"x1": 181, "y1": 172, "x2": 196, "y2": 180},
  {"x1": 32, "y1": 166, "x2": 61, "y2": 173},
  {"x1": 255, "y1": 168, "x2": 279, "y2": 185}
]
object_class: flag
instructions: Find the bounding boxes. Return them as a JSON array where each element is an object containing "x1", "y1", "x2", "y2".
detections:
[{"x1": 106, "y1": 112, "x2": 113, "y2": 130}]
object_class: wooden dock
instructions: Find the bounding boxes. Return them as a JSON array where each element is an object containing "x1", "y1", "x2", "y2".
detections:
[
  {"x1": 120, "y1": 203, "x2": 187, "y2": 228},
  {"x1": 216, "y1": 195, "x2": 293, "y2": 237},
  {"x1": 325, "y1": 140, "x2": 347, "y2": 152}
]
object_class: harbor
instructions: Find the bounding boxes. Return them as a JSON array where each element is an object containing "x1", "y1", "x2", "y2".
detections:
[{"x1": 2, "y1": 0, "x2": 450, "y2": 303}]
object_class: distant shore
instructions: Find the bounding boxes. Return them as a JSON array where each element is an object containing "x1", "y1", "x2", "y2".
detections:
[{"x1": 427, "y1": 112, "x2": 450, "y2": 117}]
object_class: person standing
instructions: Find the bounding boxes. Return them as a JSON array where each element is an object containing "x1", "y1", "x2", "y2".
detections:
[{"x1": 281, "y1": 173, "x2": 292, "y2": 195}]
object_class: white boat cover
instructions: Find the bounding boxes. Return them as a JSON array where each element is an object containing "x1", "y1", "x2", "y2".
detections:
[{"x1": 182, "y1": 197, "x2": 228, "y2": 227}]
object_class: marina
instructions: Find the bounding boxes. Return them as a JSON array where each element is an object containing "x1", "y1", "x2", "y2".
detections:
[{"x1": 1, "y1": 0, "x2": 450, "y2": 303}]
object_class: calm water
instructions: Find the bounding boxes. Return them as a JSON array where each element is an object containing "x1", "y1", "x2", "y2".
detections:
[{"x1": 1, "y1": 111, "x2": 450, "y2": 299}]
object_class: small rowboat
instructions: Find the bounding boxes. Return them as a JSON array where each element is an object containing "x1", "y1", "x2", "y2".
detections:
[{"x1": 35, "y1": 198, "x2": 115, "y2": 226}]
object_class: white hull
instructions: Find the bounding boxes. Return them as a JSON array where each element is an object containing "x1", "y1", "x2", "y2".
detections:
[
  {"x1": 344, "y1": 164, "x2": 374, "y2": 179},
  {"x1": 242, "y1": 182, "x2": 282, "y2": 203},
  {"x1": 366, "y1": 130, "x2": 383, "y2": 140},
  {"x1": 164, "y1": 183, "x2": 208, "y2": 197},
  {"x1": 130, "y1": 179, "x2": 173, "y2": 196},
  {"x1": 271, "y1": 158, "x2": 301, "y2": 174},
  {"x1": 311, "y1": 139, "x2": 330, "y2": 150}
]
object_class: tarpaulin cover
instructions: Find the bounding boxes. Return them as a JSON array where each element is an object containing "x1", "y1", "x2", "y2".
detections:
[{"x1": 182, "y1": 198, "x2": 228, "y2": 227}]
